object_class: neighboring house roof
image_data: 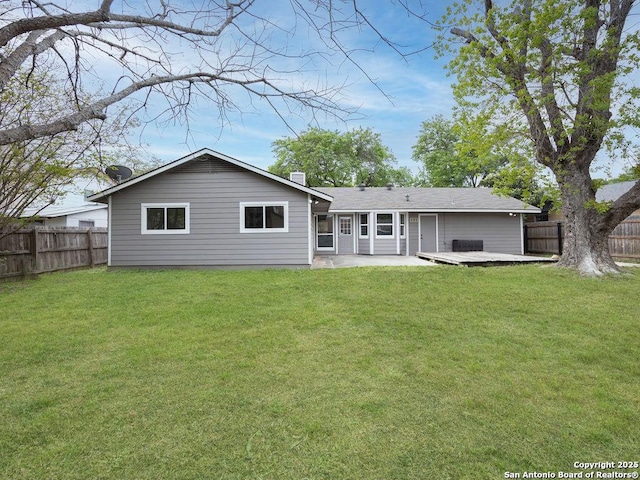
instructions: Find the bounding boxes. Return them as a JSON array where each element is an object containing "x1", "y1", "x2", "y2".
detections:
[
  {"x1": 21, "y1": 203, "x2": 106, "y2": 219},
  {"x1": 316, "y1": 186, "x2": 538, "y2": 213},
  {"x1": 87, "y1": 148, "x2": 334, "y2": 203},
  {"x1": 596, "y1": 180, "x2": 638, "y2": 202},
  {"x1": 21, "y1": 177, "x2": 110, "y2": 219}
]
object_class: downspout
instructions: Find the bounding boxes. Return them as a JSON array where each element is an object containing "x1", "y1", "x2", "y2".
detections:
[
  {"x1": 353, "y1": 214, "x2": 357, "y2": 254},
  {"x1": 107, "y1": 195, "x2": 112, "y2": 267},
  {"x1": 396, "y1": 211, "x2": 401, "y2": 255},
  {"x1": 334, "y1": 214, "x2": 338, "y2": 255},
  {"x1": 405, "y1": 212, "x2": 410, "y2": 256},
  {"x1": 520, "y1": 214, "x2": 524, "y2": 255},
  {"x1": 308, "y1": 195, "x2": 313, "y2": 265},
  {"x1": 370, "y1": 211, "x2": 375, "y2": 255}
]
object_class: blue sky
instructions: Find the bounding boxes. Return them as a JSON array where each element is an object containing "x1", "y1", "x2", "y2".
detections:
[
  {"x1": 106, "y1": 1, "x2": 637, "y2": 180},
  {"x1": 129, "y1": 2, "x2": 454, "y2": 174}
]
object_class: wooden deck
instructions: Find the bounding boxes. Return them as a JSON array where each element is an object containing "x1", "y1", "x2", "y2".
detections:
[{"x1": 416, "y1": 251, "x2": 557, "y2": 267}]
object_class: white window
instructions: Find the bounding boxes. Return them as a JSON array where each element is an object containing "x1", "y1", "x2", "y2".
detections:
[
  {"x1": 141, "y1": 203, "x2": 190, "y2": 234},
  {"x1": 359, "y1": 213, "x2": 369, "y2": 238},
  {"x1": 400, "y1": 214, "x2": 406, "y2": 239},
  {"x1": 79, "y1": 220, "x2": 95, "y2": 228},
  {"x1": 240, "y1": 202, "x2": 288, "y2": 233},
  {"x1": 376, "y1": 213, "x2": 394, "y2": 237}
]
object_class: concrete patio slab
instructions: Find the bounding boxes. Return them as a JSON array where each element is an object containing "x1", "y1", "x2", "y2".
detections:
[{"x1": 311, "y1": 255, "x2": 438, "y2": 269}]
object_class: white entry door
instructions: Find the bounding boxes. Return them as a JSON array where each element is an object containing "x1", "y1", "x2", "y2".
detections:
[
  {"x1": 338, "y1": 216, "x2": 355, "y2": 254},
  {"x1": 419, "y1": 215, "x2": 438, "y2": 252}
]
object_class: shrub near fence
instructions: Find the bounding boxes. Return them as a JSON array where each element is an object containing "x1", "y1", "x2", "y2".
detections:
[
  {"x1": 525, "y1": 215, "x2": 640, "y2": 259},
  {"x1": 0, "y1": 227, "x2": 108, "y2": 280}
]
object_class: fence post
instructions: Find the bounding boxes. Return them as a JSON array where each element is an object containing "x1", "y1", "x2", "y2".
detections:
[
  {"x1": 87, "y1": 229, "x2": 94, "y2": 268},
  {"x1": 523, "y1": 224, "x2": 529, "y2": 254},
  {"x1": 30, "y1": 228, "x2": 38, "y2": 273},
  {"x1": 557, "y1": 222, "x2": 563, "y2": 255}
]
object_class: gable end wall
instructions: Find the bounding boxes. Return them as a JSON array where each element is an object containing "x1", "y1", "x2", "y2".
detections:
[{"x1": 110, "y1": 158, "x2": 310, "y2": 267}]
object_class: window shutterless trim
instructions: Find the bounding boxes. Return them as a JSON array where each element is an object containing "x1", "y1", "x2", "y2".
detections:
[
  {"x1": 141, "y1": 203, "x2": 190, "y2": 234},
  {"x1": 239, "y1": 201, "x2": 289, "y2": 233},
  {"x1": 359, "y1": 213, "x2": 369, "y2": 239},
  {"x1": 375, "y1": 211, "x2": 395, "y2": 238}
]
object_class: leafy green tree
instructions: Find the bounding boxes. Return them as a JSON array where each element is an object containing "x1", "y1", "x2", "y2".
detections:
[
  {"x1": 0, "y1": 70, "x2": 143, "y2": 238},
  {"x1": 442, "y1": 0, "x2": 640, "y2": 275},
  {"x1": 412, "y1": 114, "x2": 547, "y2": 204},
  {"x1": 270, "y1": 127, "x2": 413, "y2": 187},
  {"x1": 412, "y1": 115, "x2": 467, "y2": 187}
]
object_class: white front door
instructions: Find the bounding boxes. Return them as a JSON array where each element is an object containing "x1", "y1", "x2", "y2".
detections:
[{"x1": 338, "y1": 216, "x2": 355, "y2": 254}]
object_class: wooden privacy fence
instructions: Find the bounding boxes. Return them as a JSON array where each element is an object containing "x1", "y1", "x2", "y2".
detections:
[
  {"x1": 525, "y1": 216, "x2": 640, "y2": 259},
  {"x1": 0, "y1": 227, "x2": 108, "y2": 280}
]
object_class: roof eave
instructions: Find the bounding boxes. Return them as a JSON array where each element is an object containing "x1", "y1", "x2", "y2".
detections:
[{"x1": 327, "y1": 208, "x2": 540, "y2": 214}]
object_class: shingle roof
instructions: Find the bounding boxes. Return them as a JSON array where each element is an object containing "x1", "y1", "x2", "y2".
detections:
[{"x1": 315, "y1": 186, "x2": 538, "y2": 213}]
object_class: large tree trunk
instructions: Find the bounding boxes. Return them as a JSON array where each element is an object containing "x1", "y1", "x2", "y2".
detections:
[{"x1": 555, "y1": 168, "x2": 619, "y2": 276}]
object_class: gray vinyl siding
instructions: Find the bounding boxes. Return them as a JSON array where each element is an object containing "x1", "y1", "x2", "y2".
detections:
[
  {"x1": 357, "y1": 237, "x2": 370, "y2": 254},
  {"x1": 438, "y1": 213, "x2": 522, "y2": 254},
  {"x1": 110, "y1": 159, "x2": 311, "y2": 267},
  {"x1": 373, "y1": 238, "x2": 397, "y2": 255}
]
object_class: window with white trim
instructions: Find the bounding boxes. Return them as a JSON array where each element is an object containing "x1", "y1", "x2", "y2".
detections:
[
  {"x1": 359, "y1": 213, "x2": 369, "y2": 238},
  {"x1": 376, "y1": 213, "x2": 394, "y2": 237},
  {"x1": 141, "y1": 203, "x2": 190, "y2": 234},
  {"x1": 400, "y1": 213, "x2": 406, "y2": 238},
  {"x1": 240, "y1": 202, "x2": 288, "y2": 232}
]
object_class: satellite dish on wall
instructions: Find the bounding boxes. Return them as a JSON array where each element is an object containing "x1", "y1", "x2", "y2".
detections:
[{"x1": 105, "y1": 165, "x2": 133, "y2": 183}]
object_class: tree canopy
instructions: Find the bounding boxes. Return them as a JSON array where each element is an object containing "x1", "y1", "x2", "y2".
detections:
[
  {"x1": 0, "y1": 68, "x2": 141, "y2": 236},
  {"x1": 270, "y1": 127, "x2": 414, "y2": 187},
  {"x1": 442, "y1": 0, "x2": 640, "y2": 275},
  {"x1": 413, "y1": 114, "x2": 509, "y2": 188},
  {"x1": 412, "y1": 114, "x2": 547, "y2": 205},
  {"x1": 0, "y1": 0, "x2": 409, "y2": 235}
]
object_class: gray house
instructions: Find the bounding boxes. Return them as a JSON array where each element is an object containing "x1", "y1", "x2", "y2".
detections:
[
  {"x1": 88, "y1": 149, "x2": 538, "y2": 269},
  {"x1": 312, "y1": 186, "x2": 535, "y2": 257}
]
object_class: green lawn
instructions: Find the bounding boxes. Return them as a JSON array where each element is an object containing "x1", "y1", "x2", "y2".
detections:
[{"x1": 1, "y1": 266, "x2": 639, "y2": 479}]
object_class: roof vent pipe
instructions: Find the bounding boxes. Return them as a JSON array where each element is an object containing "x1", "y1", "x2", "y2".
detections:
[
  {"x1": 358, "y1": 183, "x2": 365, "y2": 191},
  {"x1": 386, "y1": 183, "x2": 393, "y2": 190}
]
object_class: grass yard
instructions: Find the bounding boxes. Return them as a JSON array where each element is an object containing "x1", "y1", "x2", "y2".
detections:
[{"x1": 1, "y1": 265, "x2": 639, "y2": 479}]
